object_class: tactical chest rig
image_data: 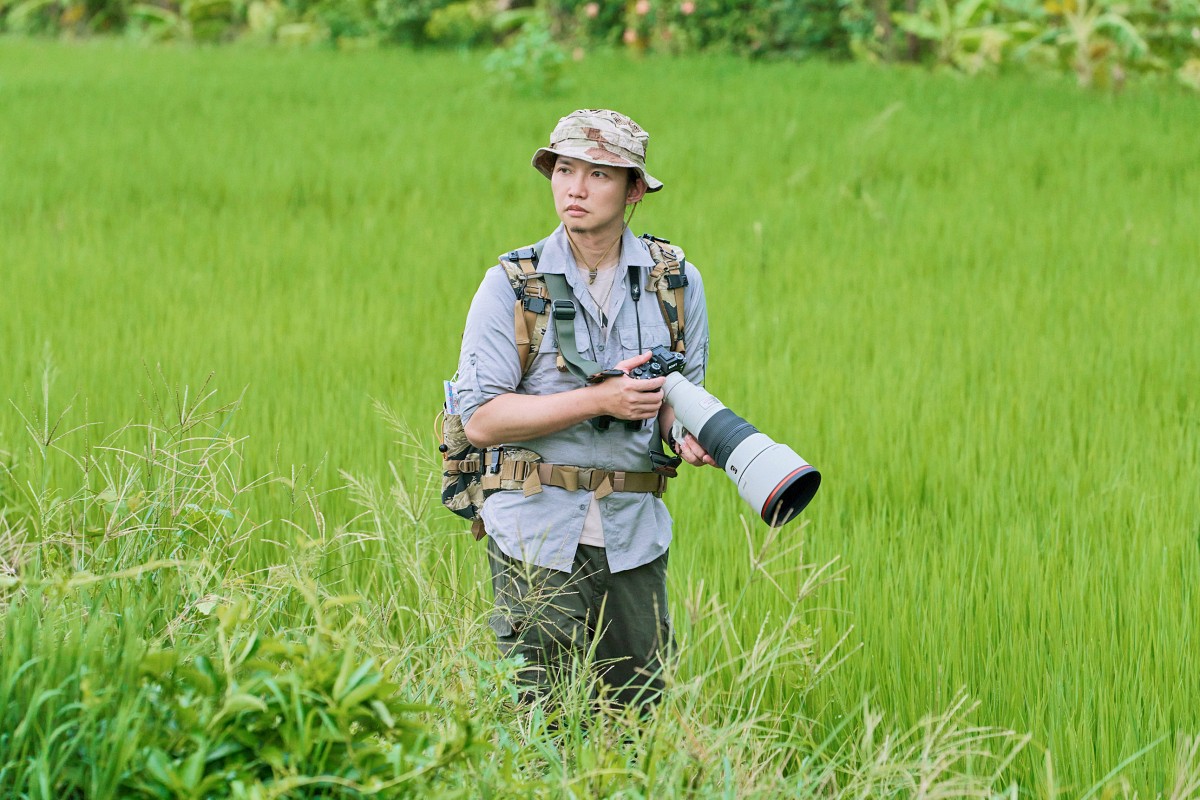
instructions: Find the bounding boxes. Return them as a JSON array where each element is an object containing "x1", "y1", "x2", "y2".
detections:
[{"x1": 441, "y1": 234, "x2": 689, "y2": 540}]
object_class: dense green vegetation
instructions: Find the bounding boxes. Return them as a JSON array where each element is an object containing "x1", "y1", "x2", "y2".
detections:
[
  {"x1": 2, "y1": 40, "x2": 1199, "y2": 796},
  {"x1": 3, "y1": 0, "x2": 1200, "y2": 91}
]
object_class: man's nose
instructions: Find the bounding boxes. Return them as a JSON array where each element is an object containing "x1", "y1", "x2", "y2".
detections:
[{"x1": 567, "y1": 173, "x2": 587, "y2": 196}]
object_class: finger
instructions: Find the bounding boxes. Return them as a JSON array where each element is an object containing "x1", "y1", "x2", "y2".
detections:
[
  {"x1": 634, "y1": 403, "x2": 663, "y2": 419},
  {"x1": 684, "y1": 435, "x2": 715, "y2": 467},
  {"x1": 632, "y1": 377, "x2": 666, "y2": 391},
  {"x1": 613, "y1": 351, "x2": 653, "y2": 372}
]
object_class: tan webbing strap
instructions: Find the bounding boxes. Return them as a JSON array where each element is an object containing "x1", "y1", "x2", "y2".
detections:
[
  {"x1": 671, "y1": 271, "x2": 687, "y2": 354},
  {"x1": 500, "y1": 252, "x2": 552, "y2": 375},
  {"x1": 644, "y1": 239, "x2": 688, "y2": 354},
  {"x1": 498, "y1": 459, "x2": 522, "y2": 481},
  {"x1": 594, "y1": 474, "x2": 613, "y2": 500},
  {"x1": 446, "y1": 454, "x2": 480, "y2": 476},
  {"x1": 553, "y1": 465, "x2": 580, "y2": 492},
  {"x1": 519, "y1": 256, "x2": 555, "y2": 375},
  {"x1": 533, "y1": 463, "x2": 666, "y2": 497},
  {"x1": 512, "y1": 297, "x2": 532, "y2": 365}
]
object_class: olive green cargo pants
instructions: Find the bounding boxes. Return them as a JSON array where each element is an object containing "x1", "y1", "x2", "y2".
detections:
[{"x1": 487, "y1": 538, "x2": 672, "y2": 709}]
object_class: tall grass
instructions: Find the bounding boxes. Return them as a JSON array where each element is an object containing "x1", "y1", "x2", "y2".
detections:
[
  {"x1": 2, "y1": 38, "x2": 1199, "y2": 793},
  {"x1": 0, "y1": 382, "x2": 1052, "y2": 797}
]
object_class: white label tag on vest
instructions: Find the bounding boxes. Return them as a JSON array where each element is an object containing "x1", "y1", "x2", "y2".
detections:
[{"x1": 444, "y1": 380, "x2": 459, "y2": 415}]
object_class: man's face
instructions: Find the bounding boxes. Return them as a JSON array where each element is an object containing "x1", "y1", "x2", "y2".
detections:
[{"x1": 550, "y1": 156, "x2": 646, "y2": 238}]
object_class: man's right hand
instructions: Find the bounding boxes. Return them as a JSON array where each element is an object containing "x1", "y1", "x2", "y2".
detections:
[{"x1": 598, "y1": 351, "x2": 666, "y2": 421}]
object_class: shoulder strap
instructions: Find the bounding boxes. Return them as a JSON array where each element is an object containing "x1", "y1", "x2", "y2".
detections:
[
  {"x1": 641, "y1": 234, "x2": 688, "y2": 353},
  {"x1": 498, "y1": 246, "x2": 550, "y2": 375}
]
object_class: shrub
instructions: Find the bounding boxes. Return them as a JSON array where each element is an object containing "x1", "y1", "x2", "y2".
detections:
[{"x1": 483, "y1": 12, "x2": 568, "y2": 94}]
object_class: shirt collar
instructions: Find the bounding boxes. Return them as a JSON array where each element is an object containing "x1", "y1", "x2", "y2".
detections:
[{"x1": 537, "y1": 223, "x2": 655, "y2": 275}]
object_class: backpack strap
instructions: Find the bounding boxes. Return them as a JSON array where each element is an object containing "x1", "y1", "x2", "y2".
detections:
[
  {"x1": 498, "y1": 246, "x2": 550, "y2": 374},
  {"x1": 641, "y1": 234, "x2": 688, "y2": 353}
]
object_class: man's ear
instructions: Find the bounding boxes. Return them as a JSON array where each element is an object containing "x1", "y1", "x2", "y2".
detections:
[{"x1": 626, "y1": 175, "x2": 648, "y2": 205}]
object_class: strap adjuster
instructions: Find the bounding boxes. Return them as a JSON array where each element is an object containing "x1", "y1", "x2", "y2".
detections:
[
  {"x1": 552, "y1": 299, "x2": 575, "y2": 321},
  {"x1": 523, "y1": 296, "x2": 549, "y2": 314},
  {"x1": 665, "y1": 273, "x2": 688, "y2": 289}
]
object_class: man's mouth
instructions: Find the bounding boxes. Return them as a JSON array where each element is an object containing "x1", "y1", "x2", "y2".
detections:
[{"x1": 565, "y1": 205, "x2": 586, "y2": 215}]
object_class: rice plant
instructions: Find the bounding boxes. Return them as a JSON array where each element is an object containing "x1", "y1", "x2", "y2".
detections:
[{"x1": 2, "y1": 38, "x2": 1198, "y2": 794}]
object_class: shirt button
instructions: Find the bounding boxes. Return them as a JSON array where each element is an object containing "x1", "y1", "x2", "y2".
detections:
[
  {"x1": 598, "y1": 345, "x2": 605, "y2": 352},
  {"x1": 579, "y1": 503, "x2": 587, "y2": 511}
]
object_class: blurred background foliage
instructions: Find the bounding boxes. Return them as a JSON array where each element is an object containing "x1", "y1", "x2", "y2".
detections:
[{"x1": 1, "y1": 0, "x2": 1198, "y2": 90}]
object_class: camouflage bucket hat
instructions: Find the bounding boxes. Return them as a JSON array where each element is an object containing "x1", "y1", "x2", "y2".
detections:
[{"x1": 532, "y1": 108, "x2": 663, "y2": 193}]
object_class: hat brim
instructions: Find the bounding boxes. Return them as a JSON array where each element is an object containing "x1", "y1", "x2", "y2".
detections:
[{"x1": 532, "y1": 147, "x2": 664, "y2": 192}]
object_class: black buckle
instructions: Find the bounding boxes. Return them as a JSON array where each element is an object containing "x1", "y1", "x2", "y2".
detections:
[
  {"x1": 505, "y1": 247, "x2": 539, "y2": 266},
  {"x1": 665, "y1": 273, "x2": 688, "y2": 289},
  {"x1": 552, "y1": 299, "x2": 575, "y2": 321},
  {"x1": 523, "y1": 296, "x2": 549, "y2": 314},
  {"x1": 649, "y1": 449, "x2": 681, "y2": 477}
]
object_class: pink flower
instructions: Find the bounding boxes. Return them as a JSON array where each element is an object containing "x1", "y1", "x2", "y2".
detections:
[
  {"x1": 635, "y1": 0, "x2": 650, "y2": 14},
  {"x1": 623, "y1": 27, "x2": 638, "y2": 44},
  {"x1": 584, "y1": 2, "x2": 599, "y2": 18},
  {"x1": 680, "y1": 0, "x2": 695, "y2": 13}
]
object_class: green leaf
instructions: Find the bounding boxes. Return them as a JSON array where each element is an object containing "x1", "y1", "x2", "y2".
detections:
[
  {"x1": 894, "y1": 12, "x2": 946, "y2": 40},
  {"x1": 210, "y1": 692, "x2": 268, "y2": 728},
  {"x1": 334, "y1": 657, "x2": 377, "y2": 704},
  {"x1": 140, "y1": 649, "x2": 179, "y2": 677},
  {"x1": 190, "y1": 655, "x2": 220, "y2": 695},
  {"x1": 954, "y1": 0, "x2": 992, "y2": 27}
]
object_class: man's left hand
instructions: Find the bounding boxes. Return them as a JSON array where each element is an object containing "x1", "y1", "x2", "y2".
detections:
[{"x1": 676, "y1": 433, "x2": 715, "y2": 468}]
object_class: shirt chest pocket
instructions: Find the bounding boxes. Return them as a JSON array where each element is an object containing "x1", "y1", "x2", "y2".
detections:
[{"x1": 617, "y1": 318, "x2": 671, "y2": 361}]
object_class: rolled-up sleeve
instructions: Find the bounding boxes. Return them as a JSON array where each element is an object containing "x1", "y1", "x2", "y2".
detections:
[
  {"x1": 681, "y1": 262, "x2": 709, "y2": 387},
  {"x1": 457, "y1": 266, "x2": 521, "y2": 425}
]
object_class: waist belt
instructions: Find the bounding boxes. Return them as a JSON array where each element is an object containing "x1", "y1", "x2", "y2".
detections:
[{"x1": 478, "y1": 457, "x2": 667, "y2": 499}]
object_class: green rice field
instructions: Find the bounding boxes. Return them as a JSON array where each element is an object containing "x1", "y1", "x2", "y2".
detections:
[{"x1": 2, "y1": 38, "x2": 1199, "y2": 796}]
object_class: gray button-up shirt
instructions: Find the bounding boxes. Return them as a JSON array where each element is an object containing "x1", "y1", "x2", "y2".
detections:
[{"x1": 455, "y1": 225, "x2": 709, "y2": 573}]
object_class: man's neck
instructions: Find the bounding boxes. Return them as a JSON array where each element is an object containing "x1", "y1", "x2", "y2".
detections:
[{"x1": 566, "y1": 225, "x2": 624, "y2": 270}]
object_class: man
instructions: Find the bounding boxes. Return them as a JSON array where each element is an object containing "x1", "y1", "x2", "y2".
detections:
[{"x1": 455, "y1": 109, "x2": 713, "y2": 708}]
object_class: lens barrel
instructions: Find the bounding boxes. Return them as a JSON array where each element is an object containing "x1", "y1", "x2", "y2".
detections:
[
  {"x1": 662, "y1": 373, "x2": 821, "y2": 528},
  {"x1": 695, "y1": 408, "x2": 759, "y2": 469}
]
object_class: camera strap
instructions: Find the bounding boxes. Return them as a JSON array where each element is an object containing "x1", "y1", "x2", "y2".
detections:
[{"x1": 542, "y1": 273, "x2": 610, "y2": 383}]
